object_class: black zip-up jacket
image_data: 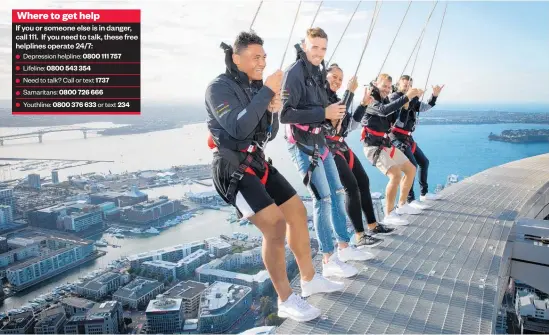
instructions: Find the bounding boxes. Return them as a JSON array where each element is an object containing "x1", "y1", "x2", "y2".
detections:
[
  {"x1": 280, "y1": 58, "x2": 330, "y2": 147},
  {"x1": 354, "y1": 89, "x2": 409, "y2": 146},
  {"x1": 388, "y1": 91, "x2": 437, "y2": 141},
  {"x1": 324, "y1": 87, "x2": 363, "y2": 153},
  {"x1": 325, "y1": 88, "x2": 356, "y2": 137},
  {"x1": 205, "y1": 48, "x2": 278, "y2": 152}
]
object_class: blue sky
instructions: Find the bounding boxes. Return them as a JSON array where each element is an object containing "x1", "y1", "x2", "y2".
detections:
[{"x1": 2, "y1": 0, "x2": 548, "y2": 105}]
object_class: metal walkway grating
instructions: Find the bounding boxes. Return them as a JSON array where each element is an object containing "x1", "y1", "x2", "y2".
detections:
[{"x1": 278, "y1": 153, "x2": 549, "y2": 334}]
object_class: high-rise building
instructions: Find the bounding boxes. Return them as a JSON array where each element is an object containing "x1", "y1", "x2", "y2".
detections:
[
  {"x1": 0, "y1": 189, "x2": 14, "y2": 213},
  {"x1": 197, "y1": 281, "x2": 252, "y2": 333},
  {"x1": 51, "y1": 170, "x2": 59, "y2": 184},
  {"x1": 0, "y1": 205, "x2": 13, "y2": 225},
  {"x1": 28, "y1": 173, "x2": 41, "y2": 189},
  {"x1": 146, "y1": 296, "x2": 185, "y2": 334}
]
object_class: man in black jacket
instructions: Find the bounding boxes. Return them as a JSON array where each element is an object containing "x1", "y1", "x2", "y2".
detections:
[
  {"x1": 205, "y1": 31, "x2": 344, "y2": 323},
  {"x1": 281, "y1": 28, "x2": 374, "y2": 281},
  {"x1": 389, "y1": 75, "x2": 445, "y2": 206},
  {"x1": 354, "y1": 73, "x2": 424, "y2": 225}
]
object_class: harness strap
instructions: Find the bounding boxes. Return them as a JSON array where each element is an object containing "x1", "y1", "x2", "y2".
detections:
[
  {"x1": 296, "y1": 142, "x2": 320, "y2": 187},
  {"x1": 326, "y1": 135, "x2": 344, "y2": 142},
  {"x1": 208, "y1": 135, "x2": 269, "y2": 204},
  {"x1": 294, "y1": 124, "x2": 322, "y2": 134},
  {"x1": 348, "y1": 149, "x2": 355, "y2": 170},
  {"x1": 361, "y1": 126, "x2": 388, "y2": 141},
  {"x1": 391, "y1": 126, "x2": 412, "y2": 136}
]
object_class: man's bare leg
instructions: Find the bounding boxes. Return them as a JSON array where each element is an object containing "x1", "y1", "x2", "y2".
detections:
[
  {"x1": 249, "y1": 203, "x2": 292, "y2": 301},
  {"x1": 385, "y1": 166, "x2": 402, "y2": 215},
  {"x1": 278, "y1": 195, "x2": 315, "y2": 282},
  {"x1": 398, "y1": 161, "x2": 416, "y2": 206}
]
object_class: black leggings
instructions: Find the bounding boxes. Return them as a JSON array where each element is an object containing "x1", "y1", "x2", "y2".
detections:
[{"x1": 333, "y1": 149, "x2": 377, "y2": 233}]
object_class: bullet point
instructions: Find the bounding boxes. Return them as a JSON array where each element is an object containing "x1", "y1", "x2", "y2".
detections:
[
  {"x1": 16, "y1": 91, "x2": 20, "y2": 96},
  {"x1": 15, "y1": 55, "x2": 20, "y2": 59},
  {"x1": 15, "y1": 103, "x2": 20, "y2": 107},
  {"x1": 16, "y1": 66, "x2": 20, "y2": 71},
  {"x1": 15, "y1": 79, "x2": 20, "y2": 84}
]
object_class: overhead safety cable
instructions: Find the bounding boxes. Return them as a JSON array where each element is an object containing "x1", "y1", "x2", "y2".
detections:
[
  {"x1": 327, "y1": 1, "x2": 363, "y2": 65},
  {"x1": 400, "y1": 1, "x2": 438, "y2": 78},
  {"x1": 310, "y1": 1, "x2": 324, "y2": 28},
  {"x1": 377, "y1": 0, "x2": 412, "y2": 78},
  {"x1": 421, "y1": 1, "x2": 448, "y2": 103},
  {"x1": 280, "y1": 0, "x2": 303, "y2": 69}
]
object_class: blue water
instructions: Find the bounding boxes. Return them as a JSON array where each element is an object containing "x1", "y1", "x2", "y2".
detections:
[{"x1": 337, "y1": 123, "x2": 549, "y2": 196}]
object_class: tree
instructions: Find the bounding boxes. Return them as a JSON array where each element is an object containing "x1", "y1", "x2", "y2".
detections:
[
  {"x1": 124, "y1": 317, "x2": 133, "y2": 326},
  {"x1": 260, "y1": 296, "x2": 273, "y2": 317},
  {"x1": 266, "y1": 313, "x2": 284, "y2": 326}
]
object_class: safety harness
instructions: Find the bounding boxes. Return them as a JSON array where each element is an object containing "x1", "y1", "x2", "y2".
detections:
[
  {"x1": 391, "y1": 126, "x2": 417, "y2": 154},
  {"x1": 207, "y1": 42, "x2": 273, "y2": 205},
  {"x1": 287, "y1": 44, "x2": 331, "y2": 187}
]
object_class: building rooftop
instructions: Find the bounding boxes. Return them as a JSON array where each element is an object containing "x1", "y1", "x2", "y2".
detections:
[
  {"x1": 62, "y1": 296, "x2": 95, "y2": 309},
  {"x1": 277, "y1": 153, "x2": 549, "y2": 334},
  {"x1": 35, "y1": 306, "x2": 65, "y2": 328},
  {"x1": 77, "y1": 272, "x2": 121, "y2": 291},
  {"x1": 88, "y1": 301, "x2": 119, "y2": 320},
  {"x1": 199, "y1": 281, "x2": 251, "y2": 317},
  {"x1": 113, "y1": 277, "x2": 163, "y2": 300},
  {"x1": 146, "y1": 296, "x2": 182, "y2": 313},
  {"x1": 6, "y1": 237, "x2": 37, "y2": 247},
  {"x1": 130, "y1": 197, "x2": 176, "y2": 211},
  {"x1": 8, "y1": 236, "x2": 92, "y2": 271},
  {"x1": 164, "y1": 280, "x2": 208, "y2": 300},
  {"x1": 142, "y1": 260, "x2": 178, "y2": 270},
  {"x1": 534, "y1": 299, "x2": 548, "y2": 310},
  {"x1": 520, "y1": 296, "x2": 533, "y2": 307},
  {"x1": 66, "y1": 315, "x2": 87, "y2": 324},
  {"x1": 1, "y1": 311, "x2": 34, "y2": 330},
  {"x1": 178, "y1": 249, "x2": 209, "y2": 265},
  {"x1": 197, "y1": 265, "x2": 270, "y2": 284},
  {"x1": 127, "y1": 240, "x2": 205, "y2": 262}
]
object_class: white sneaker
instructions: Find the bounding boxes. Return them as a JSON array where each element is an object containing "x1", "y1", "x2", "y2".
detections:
[
  {"x1": 420, "y1": 193, "x2": 441, "y2": 201},
  {"x1": 408, "y1": 200, "x2": 431, "y2": 210},
  {"x1": 338, "y1": 245, "x2": 375, "y2": 262},
  {"x1": 395, "y1": 203, "x2": 422, "y2": 215},
  {"x1": 301, "y1": 273, "x2": 344, "y2": 297},
  {"x1": 382, "y1": 211, "x2": 409, "y2": 226},
  {"x1": 278, "y1": 293, "x2": 321, "y2": 322},
  {"x1": 322, "y1": 253, "x2": 358, "y2": 278}
]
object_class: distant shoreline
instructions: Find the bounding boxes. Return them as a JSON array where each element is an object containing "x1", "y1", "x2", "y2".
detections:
[
  {"x1": 0, "y1": 109, "x2": 547, "y2": 129},
  {"x1": 489, "y1": 129, "x2": 549, "y2": 143}
]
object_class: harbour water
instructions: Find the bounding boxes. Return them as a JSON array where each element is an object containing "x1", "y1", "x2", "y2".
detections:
[{"x1": 0, "y1": 119, "x2": 548, "y2": 311}]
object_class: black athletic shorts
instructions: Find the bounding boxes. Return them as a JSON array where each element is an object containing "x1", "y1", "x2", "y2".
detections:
[{"x1": 212, "y1": 152, "x2": 297, "y2": 219}]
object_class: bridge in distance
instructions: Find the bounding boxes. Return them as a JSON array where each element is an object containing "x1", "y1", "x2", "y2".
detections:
[{"x1": 0, "y1": 127, "x2": 107, "y2": 145}]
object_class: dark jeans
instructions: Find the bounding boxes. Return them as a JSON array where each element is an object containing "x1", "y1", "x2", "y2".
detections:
[
  {"x1": 401, "y1": 143, "x2": 429, "y2": 202},
  {"x1": 333, "y1": 149, "x2": 377, "y2": 233}
]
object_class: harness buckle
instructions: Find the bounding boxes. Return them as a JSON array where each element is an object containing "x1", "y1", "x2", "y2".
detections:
[
  {"x1": 232, "y1": 170, "x2": 245, "y2": 181},
  {"x1": 247, "y1": 145, "x2": 255, "y2": 153}
]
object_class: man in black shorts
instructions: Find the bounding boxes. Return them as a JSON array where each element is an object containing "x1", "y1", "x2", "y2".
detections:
[{"x1": 205, "y1": 31, "x2": 343, "y2": 323}]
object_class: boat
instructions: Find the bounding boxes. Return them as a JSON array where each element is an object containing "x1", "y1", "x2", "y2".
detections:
[
  {"x1": 94, "y1": 239, "x2": 108, "y2": 247},
  {"x1": 113, "y1": 233, "x2": 125, "y2": 238},
  {"x1": 144, "y1": 227, "x2": 160, "y2": 234}
]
